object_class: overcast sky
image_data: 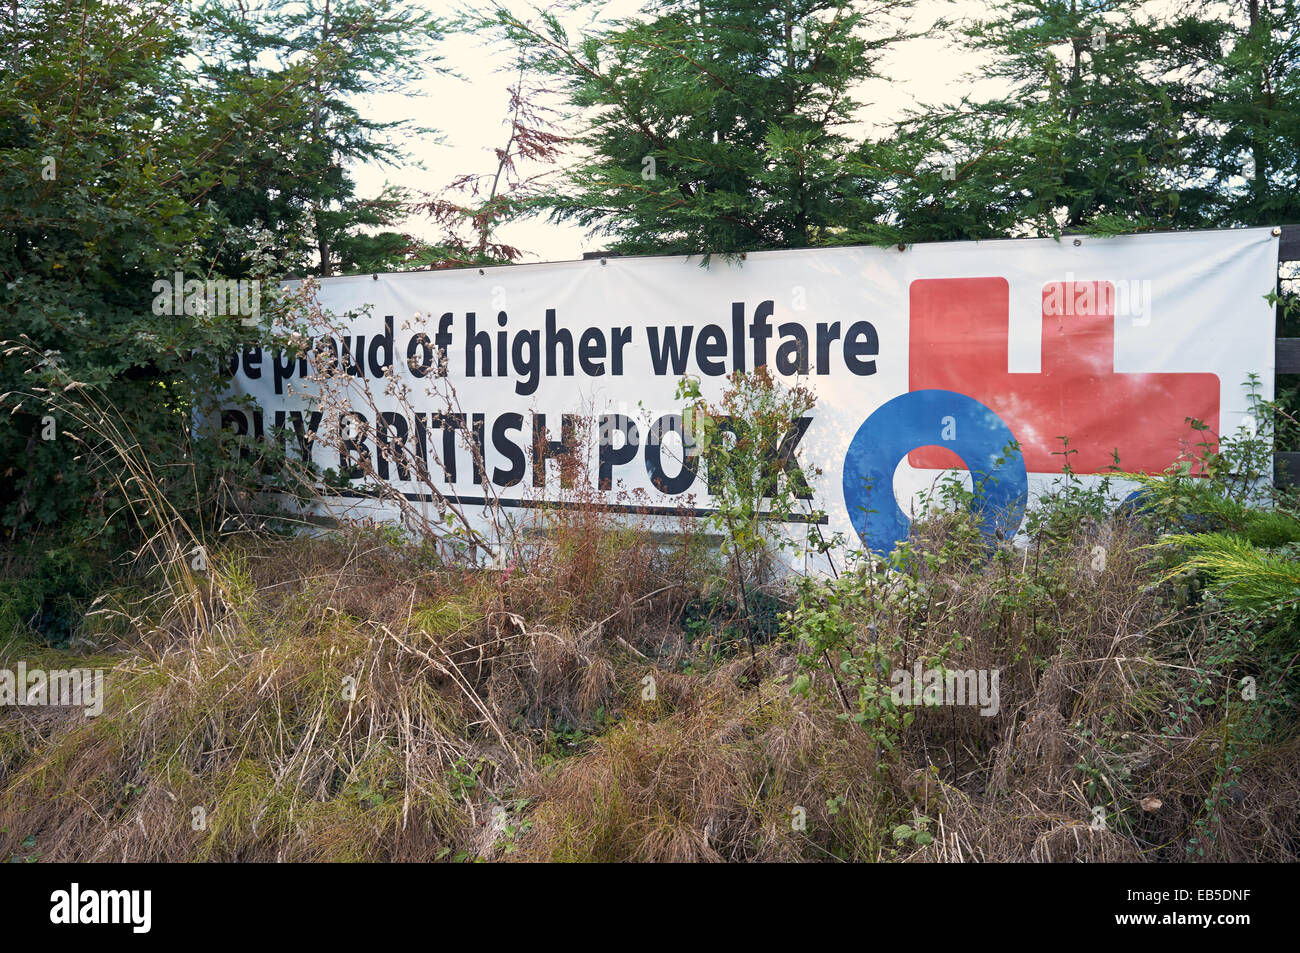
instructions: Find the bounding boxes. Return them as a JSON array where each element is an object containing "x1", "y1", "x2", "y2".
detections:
[{"x1": 350, "y1": 0, "x2": 1007, "y2": 263}]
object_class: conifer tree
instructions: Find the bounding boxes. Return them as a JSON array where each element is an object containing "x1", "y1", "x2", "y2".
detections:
[
  {"x1": 867, "y1": 0, "x2": 1299, "y2": 242},
  {"x1": 483, "y1": 0, "x2": 917, "y2": 256},
  {"x1": 1202, "y1": 0, "x2": 1300, "y2": 228},
  {"x1": 862, "y1": 0, "x2": 1222, "y2": 242},
  {"x1": 190, "y1": 0, "x2": 444, "y2": 275}
]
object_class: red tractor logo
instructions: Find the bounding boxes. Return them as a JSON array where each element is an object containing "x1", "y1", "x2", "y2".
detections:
[{"x1": 908, "y1": 277, "x2": 1219, "y2": 474}]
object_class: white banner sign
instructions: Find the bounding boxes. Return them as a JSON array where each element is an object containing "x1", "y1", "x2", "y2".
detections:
[{"x1": 221, "y1": 228, "x2": 1279, "y2": 562}]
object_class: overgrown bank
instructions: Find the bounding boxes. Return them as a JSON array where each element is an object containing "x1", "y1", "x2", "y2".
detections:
[{"x1": 2, "y1": 417, "x2": 1297, "y2": 861}]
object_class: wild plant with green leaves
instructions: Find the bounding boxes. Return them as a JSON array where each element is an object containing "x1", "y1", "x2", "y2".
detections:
[
  {"x1": 678, "y1": 367, "x2": 821, "y2": 655},
  {"x1": 1128, "y1": 378, "x2": 1300, "y2": 641}
]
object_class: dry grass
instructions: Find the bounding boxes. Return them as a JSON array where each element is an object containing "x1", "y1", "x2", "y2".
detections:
[{"x1": 1, "y1": 499, "x2": 1297, "y2": 863}]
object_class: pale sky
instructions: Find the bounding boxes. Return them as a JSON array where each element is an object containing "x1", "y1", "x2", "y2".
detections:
[{"x1": 350, "y1": 0, "x2": 1012, "y2": 263}]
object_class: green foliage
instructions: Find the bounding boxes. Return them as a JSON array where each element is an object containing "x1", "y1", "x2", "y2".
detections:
[
  {"x1": 1161, "y1": 533, "x2": 1300, "y2": 639},
  {"x1": 678, "y1": 586, "x2": 787, "y2": 659},
  {"x1": 788, "y1": 564, "x2": 917, "y2": 757},
  {"x1": 1, "y1": 0, "x2": 252, "y2": 542},
  {"x1": 874, "y1": 0, "x2": 1215, "y2": 241},
  {"x1": 890, "y1": 817, "x2": 933, "y2": 848},
  {"x1": 487, "y1": 0, "x2": 1300, "y2": 252},
  {"x1": 0, "y1": 542, "x2": 99, "y2": 647},
  {"x1": 679, "y1": 368, "x2": 822, "y2": 654},
  {"x1": 867, "y1": 0, "x2": 1300, "y2": 244},
  {"x1": 481, "y1": 0, "x2": 914, "y2": 255},
  {"x1": 0, "y1": 0, "x2": 442, "y2": 556},
  {"x1": 189, "y1": 0, "x2": 445, "y2": 276},
  {"x1": 1125, "y1": 378, "x2": 1300, "y2": 645}
]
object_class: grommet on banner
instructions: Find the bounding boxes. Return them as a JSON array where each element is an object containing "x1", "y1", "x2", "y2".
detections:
[
  {"x1": 601, "y1": 258, "x2": 607, "y2": 266},
  {"x1": 1273, "y1": 227, "x2": 1282, "y2": 236},
  {"x1": 371, "y1": 274, "x2": 377, "y2": 280},
  {"x1": 1073, "y1": 239, "x2": 1081, "y2": 246}
]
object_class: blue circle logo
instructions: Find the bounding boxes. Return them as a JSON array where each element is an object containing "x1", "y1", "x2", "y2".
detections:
[{"x1": 842, "y1": 390, "x2": 1028, "y2": 555}]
